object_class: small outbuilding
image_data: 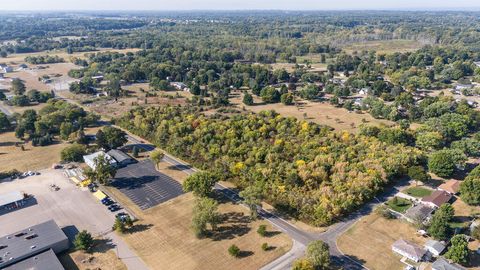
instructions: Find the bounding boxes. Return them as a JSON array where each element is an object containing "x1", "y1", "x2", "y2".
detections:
[{"x1": 424, "y1": 239, "x2": 446, "y2": 257}]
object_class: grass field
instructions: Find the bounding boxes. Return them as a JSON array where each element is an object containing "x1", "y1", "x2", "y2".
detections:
[
  {"x1": 342, "y1": 40, "x2": 424, "y2": 54},
  {"x1": 403, "y1": 186, "x2": 433, "y2": 198},
  {"x1": 2, "y1": 48, "x2": 141, "y2": 63},
  {"x1": 230, "y1": 90, "x2": 393, "y2": 133},
  {"x1": 59, "y1": 238, "x2": 127, "y2": 270},
  {"x1": 0, "y1": 131, "x2": 67, "y2": 172},
  {"x1": 105, "y1": 161, "x2": 292, "y2": 270},
  {"x1": 386, "y1": 197, "x2": 412, "y2": 213},
  {"x1": 337, "y1": 212, "x2": 427, "y2": 270}
]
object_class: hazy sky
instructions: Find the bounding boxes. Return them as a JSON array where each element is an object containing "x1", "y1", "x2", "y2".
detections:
[{"x1": 2, "y1": 0, "x2": 480, "y2": 11}]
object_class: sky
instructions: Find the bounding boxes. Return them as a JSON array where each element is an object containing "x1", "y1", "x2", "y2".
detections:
[{"x1": 2, "y1": 0, "x2": 480, "y2": 11}]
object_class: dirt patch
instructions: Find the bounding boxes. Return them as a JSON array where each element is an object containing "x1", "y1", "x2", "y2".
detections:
[
  {"x1": 337, "y1": 213, "x2": 427, "y2": 270},
  {"x1": 59, "y1": 238, "x2": 127, "y2": 270}
]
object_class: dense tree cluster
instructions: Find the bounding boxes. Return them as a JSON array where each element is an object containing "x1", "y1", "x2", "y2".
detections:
[{"x1": 117, "y1": 106, "x2": 422, "y2": 225}]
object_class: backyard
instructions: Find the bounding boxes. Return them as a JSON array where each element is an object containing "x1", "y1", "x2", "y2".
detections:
[{"x1": 386, "y1": 197, "x2": 413, "y2": 213}]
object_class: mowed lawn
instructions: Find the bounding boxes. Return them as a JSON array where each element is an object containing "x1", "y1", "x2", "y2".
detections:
[
  {"x1": 386, "y1": 197, "x2": 412, "y2": 213},
  {"x1": 0, "y1": 131, "x2": 67, "y2": 172},
  {"x1": 105, "y1": 161, "x2": 292, "y2": 270},
  {"x1": 337, "y1": 213, "x2": 427, "y2": 270},
  {"x1": 403, "y1": 186, "x2": 433, "y2": 198}
]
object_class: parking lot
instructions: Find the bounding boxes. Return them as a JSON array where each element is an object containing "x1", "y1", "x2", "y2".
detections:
[
  {"x1": 112, "y1": 160, "x2": 184, "y2": 210},
  {"x1": 0, "y1": 169, "x2": 117, "y2": 238}
]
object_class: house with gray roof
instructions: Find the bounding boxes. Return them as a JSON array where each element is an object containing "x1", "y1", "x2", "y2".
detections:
[
  {"x1": 432, "y1": 257, "x2": 466, "y2": 270},
  {"x1": 424, "y1": 239, "x2": 446, "y2": 257},
  {"x1": 405, "y1": 204, "x2": 434, "y2": 223},
  {"x1": 392, "y1": 239, "x2": 426, "y2": 262}
]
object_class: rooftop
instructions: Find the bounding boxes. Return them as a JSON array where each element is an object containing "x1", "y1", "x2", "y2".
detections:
[
  {"x1": 432, "y1": 257, "x2": 466, "y2": 270},
  {"x1": 392, "y1": 239, "x2": 426, "y2": 260},
  {"x1": 3, "y1": 249, "x2": 64, "y2": 270},
  {"x1": 83, "y1": 151, "x2": 117, "y2": 165},
  {"x1": 107, "y1": 149, "x2": 133, "y2": 163},
  {"x1": 425, "y1": 239, "x2": 446, "y2": 253},
  {"x1": 422, "y1": 190, "x2": 452, "y2": 207},
  {"x1": 0, "y1": 220, "x2": 69, "y2": 268},
  {"x1": 0, "y1": 191, "x2": 24, "y2": 208},
  {"x1": 405, "y1": 204, "x2": 434, "y2": 221},
  {"x1": 438, "y1": 180, "x2": 461, "y2": 194}
]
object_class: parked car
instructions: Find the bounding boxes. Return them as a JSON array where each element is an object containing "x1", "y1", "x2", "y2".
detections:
[
  {"x1": 108, "y1": 204, "x2": 121, "y2": 212},
  {"x1": 101, "y1": 198, "x2": 114, "y2": 206}
]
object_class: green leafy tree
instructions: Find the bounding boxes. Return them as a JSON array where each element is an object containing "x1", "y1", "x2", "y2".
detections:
[
  {"x1": 84, "y1": 154, "x2": 117, "y2": 185},
  {"x1": 261, "y1": 242, "x2": 269, "y2": 251},
  {"x1": 96, "y1": 127, "x2": 127, "y2": 151},
  {"x1": 150, "y1": 150, "x2": 164, "y2": 169},
  {"x1": 292, "y1": 259, "x2": 315, "y2": 270},
  {"x1": 445, "y1": 235, "x2": 470, "y2": 265},
  {"x1": 243, "y1": 92, "x2": 254, "y2": 105},
  {"x1": 191, "y1": 197, "x2": 221, "y2": 238},
  {"x1": 61, "y1": 144, "x2": 87, "y2": 162},
  {"x1": 113, "y1": 217, "x2": 126, "y2": 233},
  {"x1": 407, "y1": 166, "x2": 430, "y2": 185},
  {"x1": 183, "y1": 171, "x2": 218, "y2": 197},
  {"x1": 0, "y1": 112, "x2": 10, "y2": 132},
  {"x1": 281, "y1": 93, "x2": 294, "y2": 105},
  {"x1": 239, "y1": 185, "x2": 262, "y2": 219},
  {"x1": 257, "y1": 225, "x2": 267, "y2": 237},
  {"x1": 11, "y1": 78, "x2": 26, "y2": 95},
  {"x1": 460, "y1": 166, "x2": 480, "y2": 205},
  {"x1": 428, "y1": 149, "x2": 467, "y2": 178},
  {"x1": 74, "y1": 230, "x2": 94, "y2": 252},
  {"x1": 415, "y1": 131, "x2": 443, "y2": 151},
  {"x1": 306, "y1": 240, "x2": 330, "y2": 270},
  {"x1": 428, "y1": 203, "x2": 454, "y2": 240},
  {"x1": 260, "y1": 86, "x2": 280, "y2": 103}
]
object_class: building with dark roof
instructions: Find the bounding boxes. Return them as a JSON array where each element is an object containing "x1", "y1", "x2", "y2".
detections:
[
  {"x1": 432, "y1": 257, "x2": 466, "y2": 270},
  {"x1": 107, "y1": 149, "x2": 136, "y2": 167},
  {"x1": 3, "y1": 249, "x2": 64, "y2": 270},
  {"x1": 0, "y1": 220, "x2": 69, "y2": 268},
  {"x1": 422, "y1": 190, "x2": 452, "y2": 208},
  {"x1": 405, "y1": 204, "x2": 434, "y2": 223}
]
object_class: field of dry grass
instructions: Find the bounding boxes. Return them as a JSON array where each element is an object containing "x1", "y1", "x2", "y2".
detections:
[
  {"x1": 0, "y1": 131, "x2": 67, "y2": 172},
  {"x1": 230, "y1": 91, "x2": 393, "y2": 133},
  {"x1": 337, "y1": 213, "x2": 427, "y2": 270},
  {"x1": 1, "y1": 48, "x2": 141, "y2": 64},
  {"x1": 59, "y1": 238, "x2": 127, "y2": 270},
  {"x1": 105, "y1": 161, "x2": 292, "y2": 270},
  {"x1": 342, "y1": 40, "x2": 424, "y2": 54}
]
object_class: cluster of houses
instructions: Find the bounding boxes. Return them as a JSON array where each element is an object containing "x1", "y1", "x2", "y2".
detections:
[{"x1": 390, "y1": 179, "x2": 472, "y2": 270}]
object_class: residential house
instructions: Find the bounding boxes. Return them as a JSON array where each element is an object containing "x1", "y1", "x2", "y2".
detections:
[
  {"x1": 421, "y1": 190, "x2": 452, "y2": 208},
  {"x1": 358, "y1": 88, "x2": 370, "y2": 95},
  {"x1": 424, "y1": 240, "x2": 446, "y2": 257},
  {"x1": 392, "y1": 239, "x2": 427, "y2": 262},
  {"x1": 438, "y1": 180, "x2": 461, "y2": 195},
  {"x1": 405, "y1": 204, "x2": 434, "y2": 223},
  {"x1": 0, "y1": 64, "x2": 13, "y2": 73},
  {"x1": 432, "y1": 257, "x2": 466, "y2": 270}
]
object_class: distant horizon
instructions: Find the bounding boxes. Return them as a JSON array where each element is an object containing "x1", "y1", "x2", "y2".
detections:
[{"x1": 2, "y1": 0, "x2": 480, "y2": 12}]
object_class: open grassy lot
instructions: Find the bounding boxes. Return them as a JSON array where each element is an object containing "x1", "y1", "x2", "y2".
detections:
[
  {"x1": 386, "y1": 197, "x2": 413, "y2": 213},
  {"x1": 0, "y1": 131, "x2": 67, "y2": 172},
  {"x1": 59, "y1": 238, "x2": 127, "y2": 270},
  {"x1": 230, "y1": 90, "x2": 393, "y2": 133},
  {"x1": 342, "y1": 39, "x2": 424, "y2": 54},
  {"x1": 337, "y1": 212, "x2": 427, "y2": 270},
  {"x1": 1, "y1": 48, "x2": 141, "y2": 64},
  {"x1": 104, "y1": 161, "x2": 292, "y2": 270},
  {"x1": 403, "y1": 186, "x2": 433, "y2": 198}
]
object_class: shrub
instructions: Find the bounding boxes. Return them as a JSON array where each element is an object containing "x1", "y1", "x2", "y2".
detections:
[
  {"x1": 257, "y1": 225, "x2": 267, "y2": 237},
  {"x1": 261, "y1": 242, "x2": 269, "y2": 251},
  {"x1": 228, "y1": 244, "x2": 240, "y2": 257}
]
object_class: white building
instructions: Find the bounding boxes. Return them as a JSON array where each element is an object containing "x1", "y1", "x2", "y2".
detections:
[
  {"x1": 424, "y1": 240, "x2": 446, "y2": 257},
  {"x1": 83, "y1": 151, "x2": 117, "y2": 170},
  {"x1": 392, "y1": 239, "x2": 426, "y2": 262}
]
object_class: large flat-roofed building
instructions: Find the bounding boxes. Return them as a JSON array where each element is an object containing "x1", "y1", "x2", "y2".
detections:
[
  {"x1": 83, "y1": 151, "x2": 117, "y2": 170},
  {"x1": 3, "y1": 249, "x2": 65, "y2": 270},
  {"x1": 0, "y1": 191, "x2": 26, "y2": 211},
  {"x1": 0, "y1": 220, "x2": 69, "y2": 268},
  {"x1": 107, "y1": 149, "x2": 136, "y2": 167}
]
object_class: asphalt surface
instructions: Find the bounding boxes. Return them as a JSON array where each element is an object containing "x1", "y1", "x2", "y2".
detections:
[{"x1": 112, "y1": 160, "x2": 184, "y2": 210}]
